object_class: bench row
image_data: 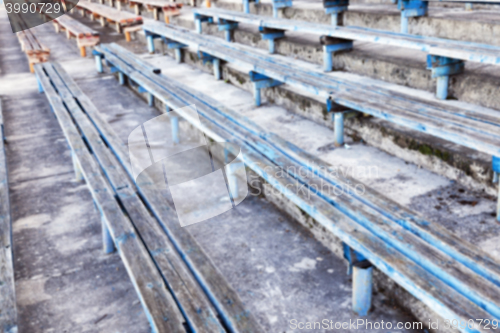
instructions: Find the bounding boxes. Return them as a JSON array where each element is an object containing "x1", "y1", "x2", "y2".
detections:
[
  {"x1": 94, "y1": 42, "x2": 500, "y2": 331},
  {"x1": 35, "y1": 61, "x2": 263, "y2": 333},
  {"x1": 193, "y1": 7, "x2": 500, "y2": 100}
]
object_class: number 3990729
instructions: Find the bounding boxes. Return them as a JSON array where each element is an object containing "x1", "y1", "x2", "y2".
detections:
[{"x1": 5, "y1": 2, "x2": 62, "y2": 14}]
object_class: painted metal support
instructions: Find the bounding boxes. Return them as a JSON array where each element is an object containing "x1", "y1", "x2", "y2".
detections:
[
  {"x1": 147, "y1": 35, "x2": 155, "y2": 53},
  {"x1": 72, "y1": 151, "x2": 83, "y2": 181},
  {"x1": 321, "y1": 36, "x2": 353, "y2": 72},
  {"x1": 243, "y1": 0, "x2": 250, "y2": 13},
  {"x1": 102, "y1": 216, "x2": 115, "y2": 254},
  {"x1": 227, "y1": 163, "x2": 239, "y2": 200},
  {"x1": 213, "y1": 58, "x2": 221, "y2": 80},
  {"x1": 171, "y1": 116, "x2": 179, "y2": 144},
  {"x1": 148, "y1": 93, "x2": 154, "y2": 107},
  {"x1": 426, "y1": 55, "x2": 464, "y2": 100},
  {"x1": 93, "y1": 50, "x2": 104, "y2": 73},
  {"x1": 118, "y1": 72, "x2": 125, "y2": 85},
  {"x1": 398, "y1": 0, "x2": 428, "y2": 34},
  {"x1": 352, "y1": 262, "x2": 373, "y2": 316},
  {"x1": 194, "y1": 14, "x2": 212, "y2": 34},
  {"x1": 259, "y1": 27, "x2": 285, "y2": 54},
  {"x1": 249, "y1": 71, "x2": 283, "y2": 106},
  {"x1": 324, "y1": 0, "x2": 349, "y2": 26},
  {"x1": 216, "y1": 19, "x2": 239, "y2": 42},
  {"x1": 334, "y1": 111, "x2": 345, "y2": 146},
  {"x1": 272, "y1": 0, "x2": 292, "y2": 18},
  {"x1": 162, "y1": 37, "x2": 187, "y2": 63},
  {"x1": 343, "y1": 243, "x2": 373, "y2": 316}
]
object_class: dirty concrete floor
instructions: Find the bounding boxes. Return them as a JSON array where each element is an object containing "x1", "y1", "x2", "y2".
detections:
[{"x1": 0, "y1": 8, "x2": 431, "y2": 332}]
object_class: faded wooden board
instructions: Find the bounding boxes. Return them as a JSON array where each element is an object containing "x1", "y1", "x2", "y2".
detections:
[
  {"x1": 56, "y1": 15, "x2": 100, "y2": 38},
  {"x1": 97, "y1": 43, "x2": 500, "y2": 329},
  {"x1": 46, "y1": 62, "x2": 226, "y2": 333},
  {"x1": 35, "y1": 63, "x2": 187, "y2": 333},
  {"x1": 0, "y1": 100, "x2": 17, "y2": 333},
  {"x1": 77, "y1": 1, "x2": 143, "y2": 26}
]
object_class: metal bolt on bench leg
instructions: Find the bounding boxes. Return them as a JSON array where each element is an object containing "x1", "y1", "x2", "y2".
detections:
[
  {"x1": 353, "y1": 262, "x2": 373, "y2": 316},
  {"x1": 102, "y1": 216, "x2": 115, "y2": 254}
]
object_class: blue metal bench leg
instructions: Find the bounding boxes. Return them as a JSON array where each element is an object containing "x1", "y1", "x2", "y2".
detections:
[
  {"x1": 148, "y1": 93, "x2": 154, "y2": 107},
  {"x1": 175, "y1": 48, "x2": 182, "y2": 63},
  {"x1": 213, "y1": 58, "x2": 221, "y2": 80},
  {"x1": 259, "y1": 27, "x2": 285, "y2": 54},
  {"x1": 102, "y1": 216, "x2": 115, "y2": 254},
  {"x1": 398, "y1": 0, "x2": 428, "y2": 34},
  {"x1": 321, "y1": 36, "x2": 353, "y2": 72},
  {"x1": 147, "y1": 35, "x2": 155, "y2": 54},
  {"x1": 72, "y1": 152, "x2": 84, "y2": 181},
  {"x1": 427, "y1": 55, "x2": 464, "y2": 100},
  {"x1": 324, "y1": 0, "x2": 349, "y2": 26},
  {"x1": 334, "y1": 112, "x2": 344, "y2": 146},
  {"x1": 227, "y1": 163, "x2": 239, "y2": 200},
  {"x1": 118, "y1": 72, "x2": 125, "y2": 85},
  {"x1": 243, "y1": 0, "x2": 250, "y2": 13},
  {"x1": 171, "y1": 116, "x2": 179, "y2": 144},
  {"x1": 195, "y1": 19, "x2": 203, "y2": 34},
  {"x1": 253, "y1": 84, "x2": 262, "y2": 107},
  {"x1": 95, "y1": 54, "x2": 103, "y2": 73},
  {"x1": 352, "y1": 262, "x2": 373, "y2": 316}
]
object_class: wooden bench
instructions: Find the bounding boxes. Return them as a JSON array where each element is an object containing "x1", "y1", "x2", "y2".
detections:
[
  {"x1": 0, "y1": 101, "x2": 17, "y2": 333},
  {"x1": 95, "y1": 42, "x2": 500, "y2": 329},
  {"x1": 16, "y1": 29, "x2": 50, "y2": 73},
  {"x1": 193, "y1": 7, "x2": 500, "y2": 100},
  {"x1": 53, "y1": 15, "x2": 100, "y2": 57},
  {"x1": 75, "y1": 0, "x2": 143, "y2": 37},
  {"x1": 129, "y1": 0, "x2": 182, "y2": 23},
  {"x1": 34, "y1": 61, "x2": 263, "y2": 333}
]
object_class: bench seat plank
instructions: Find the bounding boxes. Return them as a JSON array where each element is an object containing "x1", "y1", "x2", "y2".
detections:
[
  {"x1": 35, "y1": 64, "x2": 186, "y2": 333},
  {"x1": 77, "y1": 1, "x2": 143, "y2": 26},
  {"x1": 96, "y1": 44, "x2": 500, "y2": 330},
  {"x1": 0, "y1": 101, "x2": 17, "y2": 333},
  {"x1": 44, "y1": 62, "x2": 226, "y2": 333}
]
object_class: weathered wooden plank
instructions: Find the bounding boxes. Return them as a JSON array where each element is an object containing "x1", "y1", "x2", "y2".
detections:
[
  {"x1": 94, "y1": 48, "x2": 500, "y2": 330},
  {"x1": 56, "y1": 15, "x2": 100, "y2": 38},
  {"x1": 35, "y1": 64, "x2": 187, "y2": 333},
  {"x1": 0, "y1": 100, "x2": 17, "y2": 333},
  {"x1": 46, "y1": 62, "x2": 226, "y2": 333},
  {"x1": 77, "y1": 1, "x2": 143, "y2": 26}
]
